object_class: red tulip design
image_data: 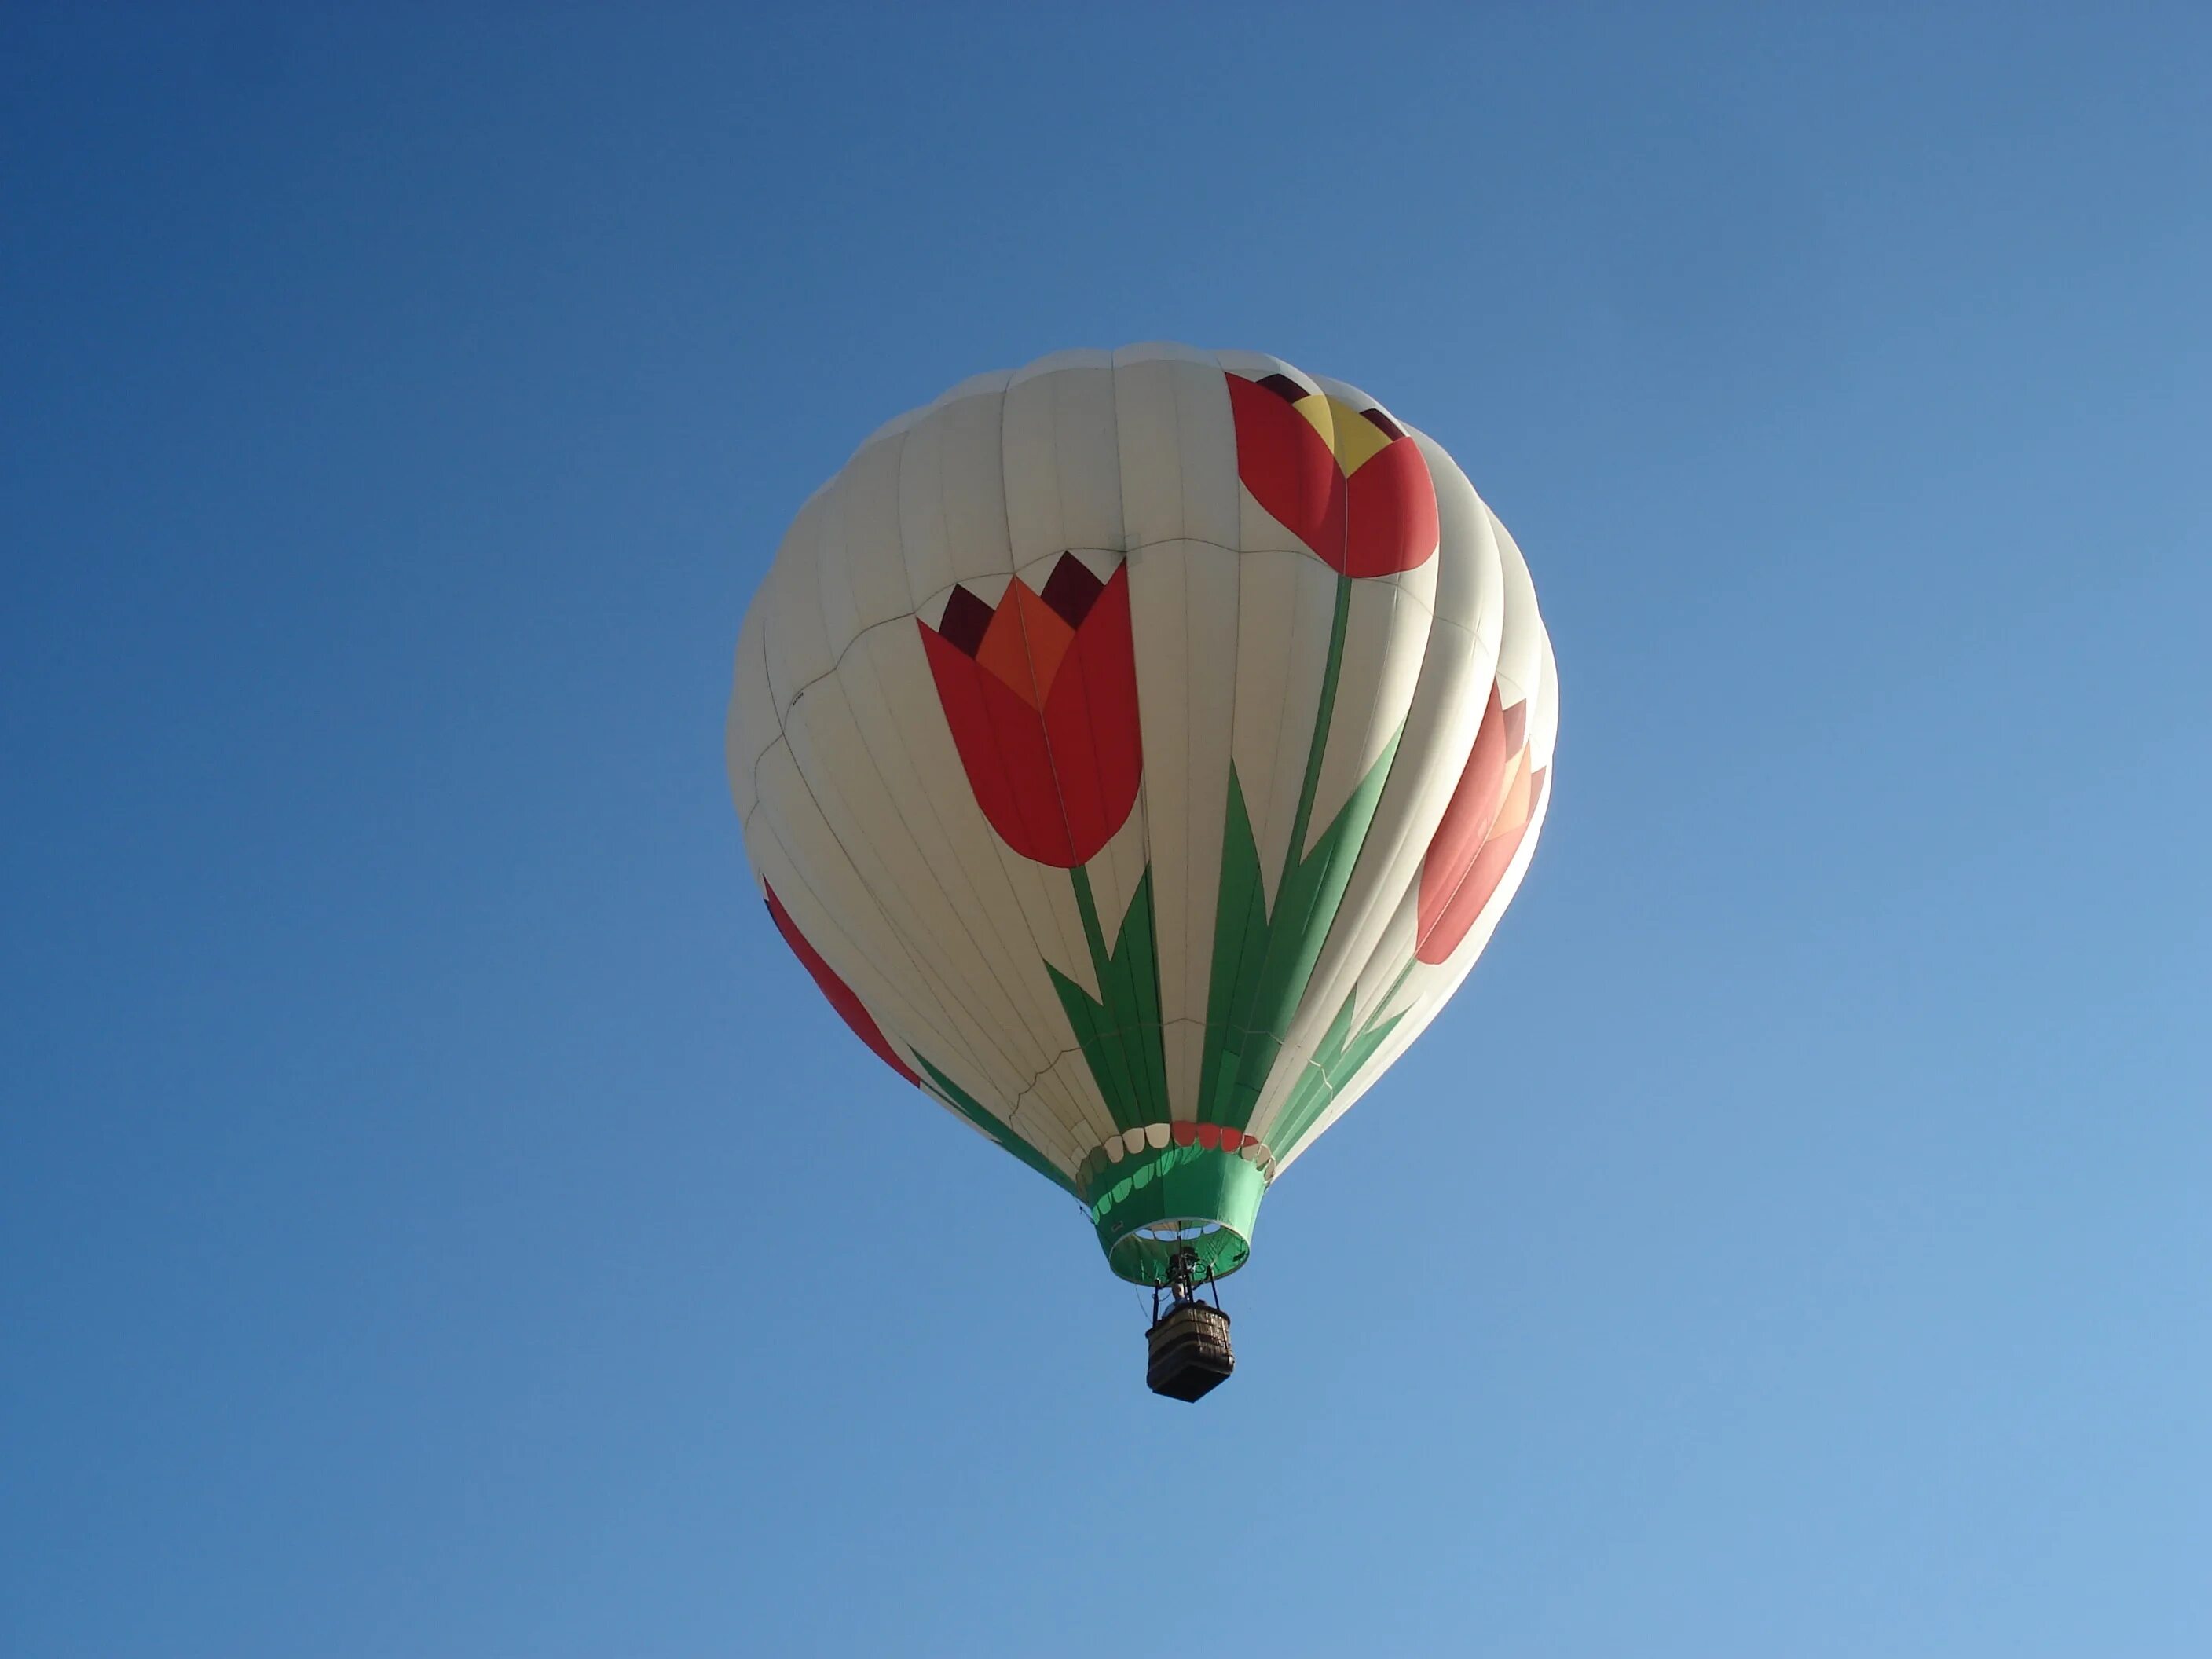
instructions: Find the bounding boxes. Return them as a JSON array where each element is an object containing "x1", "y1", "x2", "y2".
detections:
[
  {"x1": 765, "y1": 884, "x2": 919, "y2": 1084},
  {"x1": 917, "y1": 554, "x2": 1143, "y2": 869},
  {"x1": 1226, "y1": 371, "x2": 1439, "y2": 577},
  {"x1": 1415, "y1": 688, "x2": 1549, "y2": 964}
]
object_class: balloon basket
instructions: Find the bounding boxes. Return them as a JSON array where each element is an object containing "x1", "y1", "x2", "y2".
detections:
[{"x1": 1144, "y1": 1248, "x2": 1235, "y2": 1401}]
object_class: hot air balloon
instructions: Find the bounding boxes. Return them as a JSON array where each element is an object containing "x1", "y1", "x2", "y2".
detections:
[{"x1": 727, "y1": 345, "x2": 1557, "y2": 1399}]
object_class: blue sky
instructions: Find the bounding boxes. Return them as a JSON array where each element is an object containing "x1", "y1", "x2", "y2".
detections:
[{"x1": 4, "y1": 5, "x2": 2208, "y2": 1655}]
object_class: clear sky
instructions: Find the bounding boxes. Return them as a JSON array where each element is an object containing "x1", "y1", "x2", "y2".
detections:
[{"x1": 5, "y1": 5, "x2": 2208, "y2": 1656}]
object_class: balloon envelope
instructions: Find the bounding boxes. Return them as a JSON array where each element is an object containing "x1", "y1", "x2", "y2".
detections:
[{"x1": 729, "y1": 345, "x2": 1556, "y2": 1285}]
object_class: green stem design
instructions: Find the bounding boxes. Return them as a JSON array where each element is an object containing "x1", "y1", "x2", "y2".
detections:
[
  {"x1": 1284, "y1": 572, "x2": 1354, "y2": 876},
  {"x1": 1070, "y1": 864, "x2": 1110, "y2": 980},
  {"x1": 1199, "y1": 569, "x2": 1406, "y2": 1134},
  {"x1": 1376, "y1": 957, "x2": 1417, "y2": 1024}
]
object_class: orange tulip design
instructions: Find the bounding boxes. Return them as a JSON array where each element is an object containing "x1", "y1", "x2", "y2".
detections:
[
  {"x1": 917, "y1": 555, "x2": 1143, "y2": 869},
  {"x1": 1415, "y1": 689, "x2": 1548, "y2": 963}
]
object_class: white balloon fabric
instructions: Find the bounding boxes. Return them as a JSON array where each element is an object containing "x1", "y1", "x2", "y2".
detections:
[{"x1": 728, "y1": 345, "x2": 1557, "y2": 1284}]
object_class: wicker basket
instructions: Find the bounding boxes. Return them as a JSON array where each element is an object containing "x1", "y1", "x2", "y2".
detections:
[{"x1": 1145, "y1": 1302, "x2": 1236, "y2": 1401}]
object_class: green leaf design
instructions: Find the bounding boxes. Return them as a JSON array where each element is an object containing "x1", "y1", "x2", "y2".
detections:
[
  {"x1": 1049, "y1": 864, "x2": 1170, "y2": 1134},
  {"x1": 1198, "y1": 725, "x2": 1404, "y2": 1131},
  {"x1": 914, "y1": 1053, "x2": 1077, "y2": 1196},
  {"x1": 1267, "y1": 973, "x2": 1410, "y2": 1157}
]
